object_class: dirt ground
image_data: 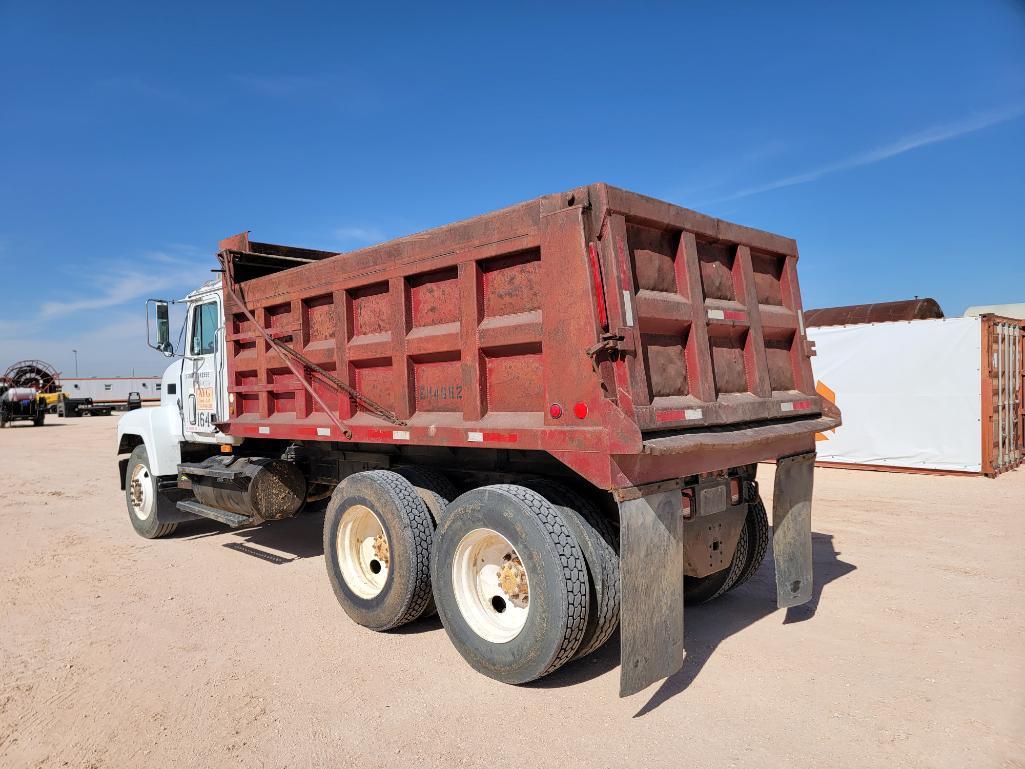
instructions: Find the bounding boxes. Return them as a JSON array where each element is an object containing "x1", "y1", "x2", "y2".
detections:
[{"x1": 1, "y1": 415, "x2": 1023, "y2": 769}]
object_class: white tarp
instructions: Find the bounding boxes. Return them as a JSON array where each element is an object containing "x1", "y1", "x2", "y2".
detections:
[{"x1": 807, "y1": 317, "x2": 982, "y2": 472}]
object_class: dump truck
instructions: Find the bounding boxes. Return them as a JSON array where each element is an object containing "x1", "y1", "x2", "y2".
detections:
[{"x1": 116, "y1": 183, "x2": 839, "y2": 696}]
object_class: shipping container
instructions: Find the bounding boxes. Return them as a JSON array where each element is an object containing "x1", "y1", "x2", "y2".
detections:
[
  {"x1": 808, "y1": 315, "x2": 1023, "y2": 477},
  {"x1": 981, "y1": 315, "x2": 1024, "y2": 476}
]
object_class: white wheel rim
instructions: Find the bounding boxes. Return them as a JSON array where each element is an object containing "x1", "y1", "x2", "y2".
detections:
[
  {"x1": 337, "y1": 504, "x2": 389, "y2": 599},
  {"x1": 452, "y1": 528, "x2": 530, "y2": 643},
  {"x1": 129, "y1": 464, "x2": 153, "y2": 521}
]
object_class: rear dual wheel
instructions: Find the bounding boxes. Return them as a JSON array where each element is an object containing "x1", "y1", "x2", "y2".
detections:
[
  {"x1": 431, "y1": 484, "x2": 591, "y2": 684},
  {"x1": 324, "y1": 470, "x2": 439, "y2": 631},
  {"x1": 324, "y1": 474, "x2": 618, "y2": 685},
  {"x1": 684, "y1": 496, "x2": 769, "y2": 605},
  {"x1": 523, "y1": 479, "x2": 620, "y2": 660}
]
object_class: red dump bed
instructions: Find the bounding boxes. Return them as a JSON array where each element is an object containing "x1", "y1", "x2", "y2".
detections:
[{"x1": 219, "y1": 183, "x2": 835, "y2": 491}]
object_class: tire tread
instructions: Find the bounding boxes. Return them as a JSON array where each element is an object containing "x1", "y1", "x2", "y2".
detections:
[
  {"x1": 489, "y1": 484, "x2": 589, "y2": 677},
  {"x1": 524, "y1": 480, "x2": 620, "y2": 658}
]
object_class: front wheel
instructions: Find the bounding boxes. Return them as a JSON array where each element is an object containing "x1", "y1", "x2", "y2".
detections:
[{"x1": 124, "y1": 445, "x2": 179, "y2": 539}]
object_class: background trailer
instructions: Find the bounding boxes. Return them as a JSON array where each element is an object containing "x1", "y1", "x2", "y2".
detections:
[
  {"x1": 61, "y1": 377, "x2": 161, "y2": 405},
  {"x1": 808, "y1": 315, "x2": 1023, "y2": 477}
]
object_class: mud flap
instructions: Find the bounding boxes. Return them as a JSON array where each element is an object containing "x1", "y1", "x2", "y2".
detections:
[
  {"x1": 617, "y1": 489, "x2": 684, "y2": 697},
  {"x1": 772, "y1": 452, "x2": 815, "y2": 608}
]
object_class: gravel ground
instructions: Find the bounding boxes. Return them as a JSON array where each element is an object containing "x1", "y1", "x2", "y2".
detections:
[{"x1": 1, "y1": 415, "x2": 1023, "y2": 769}]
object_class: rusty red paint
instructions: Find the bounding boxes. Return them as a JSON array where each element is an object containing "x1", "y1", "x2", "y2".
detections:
[
  {"x1": 804, "y1": 298, "x2": 944, "y2": 327},
  {"x1": 217, "y1": 183, "x2": 835, "y2": 490},
  {"x1": 587, "y1": 242, "x2": 609, "y2": 329},
  {"x1": 656, "y1": 409, "x2": 686, "y2": 422},
  {"x1": 481, "y1": 431, "x2": 518, "y2": 443}
]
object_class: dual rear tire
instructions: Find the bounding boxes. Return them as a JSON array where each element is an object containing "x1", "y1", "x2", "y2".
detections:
[
  {"x1": 323, "y1": 473, "x2": 620, "y2": 684},
  {"x1": 683, "y1": 496, "x2": 770, "y2": 605}
]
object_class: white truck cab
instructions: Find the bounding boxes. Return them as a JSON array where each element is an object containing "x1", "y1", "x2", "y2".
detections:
[{"x1": 117, "y1": 280, "x2": 240, "y2": 480}]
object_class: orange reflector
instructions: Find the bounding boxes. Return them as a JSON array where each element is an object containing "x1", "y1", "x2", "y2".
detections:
[{"x1": 220, "y1": 444, "x2": 233, "y2": 453}]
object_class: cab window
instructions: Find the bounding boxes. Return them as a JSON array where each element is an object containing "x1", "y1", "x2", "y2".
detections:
[{"x1": 190, "y1": 302, "x2": 219, "y2": 355}]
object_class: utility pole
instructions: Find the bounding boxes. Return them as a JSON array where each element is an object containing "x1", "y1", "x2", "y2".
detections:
[{"x1": 72, "y1": 349, "x2": 79, "y2": 377}]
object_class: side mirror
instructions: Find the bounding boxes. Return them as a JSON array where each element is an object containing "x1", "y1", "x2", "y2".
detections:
[{"x1": 147, "y1": 299, "x2": 175, "y2": 356}]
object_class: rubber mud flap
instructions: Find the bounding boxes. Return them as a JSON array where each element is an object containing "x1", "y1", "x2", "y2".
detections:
[
  {"x1": 617, "y1": 489, "x2": 684, "y2": 697},
  {"x1": 772, "y1": 452, "x2": 815, "y2": 608}
]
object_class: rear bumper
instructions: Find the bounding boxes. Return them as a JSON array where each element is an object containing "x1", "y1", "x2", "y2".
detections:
[
  {"x1": 641, "y1": 415, "x2": 840, "y2": 455},
  {"x1": 610, "y1": 415, "x2": 839, "y2": 489}
]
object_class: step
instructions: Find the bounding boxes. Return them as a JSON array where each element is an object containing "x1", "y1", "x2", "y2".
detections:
[
  {"x1": 178, "y1": 459, "x2": 245, "y2": 481},
  {"x1": 176, "y1": 499, "x2": 253, "y2": 528}
]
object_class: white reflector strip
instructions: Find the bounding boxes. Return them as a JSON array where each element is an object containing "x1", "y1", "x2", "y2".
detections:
[
  {"x1": 467, "y1": 431, "x2": 484, "y2": 442},
  {"x1": 393, "y1": 430, "x2": 410, "y2": 440},
  {"x1": 707, "y1": 309, "x2": 725, "y2": 320},
  {"x1": 623, "y1": 290, "x2": 634, "y2": 326},
  {"x1": 258, "y1": 426, "x2": 270, "y2": 434},
  {"x1": 685, "y1": 408, "x2": 703, "y2": 420},
  {"x1": 780, "y1": 402, "x2": 795, "y2": 412},
  {"x1": 317, "y1": 427, "x2": 331, "y2": 436}
]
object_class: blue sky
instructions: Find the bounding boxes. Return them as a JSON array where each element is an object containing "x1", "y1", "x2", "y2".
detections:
[{"x1": 1, "y1": 1, "x2": 1023, "y2": 376}]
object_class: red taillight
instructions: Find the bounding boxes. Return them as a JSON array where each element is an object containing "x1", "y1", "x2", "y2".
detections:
[
  {"x1": 573, "y1": 402, "x2": 588, "y2": 419},
  {"x1": 549, "y1": 403, "x2": 563, "y2": 419},
  {"x1": 587, "y1": 242, "x2": 609, "y2": 330},
  {"x1": 729, "y1": 477, "x2": 742, "y2": 504}
]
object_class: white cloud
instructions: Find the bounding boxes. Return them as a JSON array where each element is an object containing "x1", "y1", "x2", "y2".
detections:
[
  {"x1": 39, "y1": 272, "x2": 184, "y2": 319},
  {"x1": 1, "y1": 248, "x2": 205, "y2": 376},
  {"x1": 712, "y1": 102, "x2": 1025, "y2": 203},
  {"x1": 37, "y1": 247, "x2": 208, "y2": 320},
  {"x1": 333, "y1": 226, "x2": 385, "y2": 245}
]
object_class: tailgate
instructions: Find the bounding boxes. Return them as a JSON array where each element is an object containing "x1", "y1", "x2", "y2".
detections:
[{"x1": 593, "y1": 185, "x2": 820, "y2": 433}]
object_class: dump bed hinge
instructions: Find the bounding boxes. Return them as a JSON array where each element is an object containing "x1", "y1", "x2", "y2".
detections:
[{"x1": 585, "y1": 328, "x2": 635, "y2": 367}]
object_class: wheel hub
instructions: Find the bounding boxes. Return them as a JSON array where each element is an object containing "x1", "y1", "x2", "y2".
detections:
[
  {"x1": 129, "y1": 464, "x2": 152, "y2": 520},
  {"x1": 337, "y1": 504, "x2": 390, "y2": 599},
  {"x1": 497, "y1": 555, "x2": 528, "y2": 602},
  {"x1": 130, "y1": 479, "x2": 143, "y2": 508},
  {"x1": 372, "y1": 534, "x2": 390, "y2": 567},
  {"x1": 451, "y1": 528, "x2": 531, "y2": 643}
]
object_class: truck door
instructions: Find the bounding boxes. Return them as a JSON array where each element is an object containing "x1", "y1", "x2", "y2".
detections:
[{"x1": 183, "y1": 296, "x2": 227, "y2": 443}]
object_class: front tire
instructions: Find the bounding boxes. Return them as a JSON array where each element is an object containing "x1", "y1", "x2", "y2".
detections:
[
  {"x1": 431, "y1": 485, "x2": 589, "y2": 685},
  {"x1": 124, "y1": 445, "x2": 179, "y2": 539},
  {"x1": 323, "y1": 471, "x2": 435, "y2": 631}
]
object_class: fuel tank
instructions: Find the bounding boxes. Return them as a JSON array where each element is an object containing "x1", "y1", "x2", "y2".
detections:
[{"x1": 190, "y1": 457, "x2": 306, "y2": 523}]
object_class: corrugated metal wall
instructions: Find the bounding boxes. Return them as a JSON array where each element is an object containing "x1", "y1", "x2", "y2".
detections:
[{"x1": 982, "y1": 316, "x2": 1024, "y2": 476}]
